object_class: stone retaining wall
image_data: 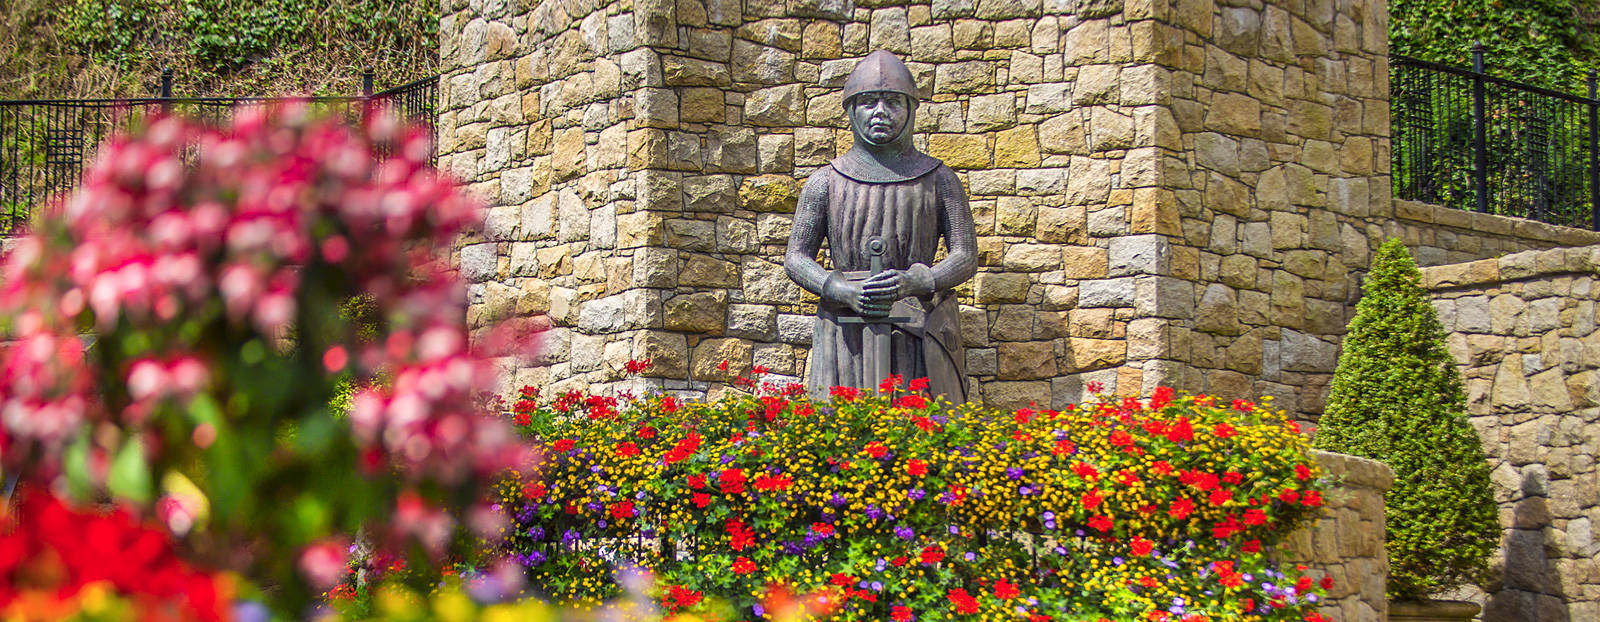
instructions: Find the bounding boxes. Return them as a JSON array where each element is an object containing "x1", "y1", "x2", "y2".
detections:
[
  {"x1": 1421, "y1": 246, "x2": 1600, "y2": 621},
  {"x1": 1286, "y1": 450, "x2": 1393, "y2": 622}
]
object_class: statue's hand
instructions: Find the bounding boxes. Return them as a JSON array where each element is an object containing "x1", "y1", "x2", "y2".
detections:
[
  {"x1": 824, "y1": 275, "x2": 891, "y2": 316},
  {"x1": 862, "y1": 265, "x2": 935, "y2": 304}
]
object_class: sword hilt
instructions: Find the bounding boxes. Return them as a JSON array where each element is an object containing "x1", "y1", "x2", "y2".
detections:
[{"x1": 868, "y1": 237, "x2": 885, "y2": 275}]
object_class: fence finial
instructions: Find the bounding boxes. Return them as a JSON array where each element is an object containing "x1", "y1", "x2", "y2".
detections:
[
  {"x1": 362, "y1": 67, "x2": 375, "y2": 97},
  {"x1": 159, "y1": 67, "x2": 173, "y2": 98}
]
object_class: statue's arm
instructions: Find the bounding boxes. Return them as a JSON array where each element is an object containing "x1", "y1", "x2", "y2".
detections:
[
  {"x1": 920, "y1": 166, "x2": 978, "y2": 291},
  {"x1": 783, "y1": 173, "x2": 832, "y2": 296}
]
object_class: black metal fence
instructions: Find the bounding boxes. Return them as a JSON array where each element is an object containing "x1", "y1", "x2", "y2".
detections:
[
  {"x1": 0, "y1": 71, "x2": 437, "y2": 236},
  {"x1": 1392, "y1": 47, "x2": 1599, "y2": 230}
]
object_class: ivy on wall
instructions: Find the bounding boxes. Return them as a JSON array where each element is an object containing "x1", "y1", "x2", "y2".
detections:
[
  {"x1": 1391, "y1": 0, "x2": 1600, "y2": 93},
  {"x1": 0, "y1": 0, "x2": 437, "y2": 98}
]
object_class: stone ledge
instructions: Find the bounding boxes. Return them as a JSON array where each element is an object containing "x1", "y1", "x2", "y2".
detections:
[
  {"x1": 1392, "y1": 199, "x2": 1600, "y2": 247},
  {"x1": 1311, "y1": 450, "x2": 1394, "y2": 492},
  {"x1": 1420, "y1": 244, "x2": 1600, "y2": 290}
]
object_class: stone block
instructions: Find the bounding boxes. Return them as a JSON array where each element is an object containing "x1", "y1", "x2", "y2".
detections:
[
  {"x1": 739, "y1": 175, "x2": 800, "y2": 212},
  {"x1": 1067, "y1": 338, "x2": 1124, "y2": 371},
  {"x1": 975, "y1": 272, "x2": 1031, "y2": 303},
  {"x1": 1078, "y1": 277, "x2": 1136, "y2": 307},
  {"x1": 999, "y1": 341, "x2": 1057, "y2": 380},
  {"x1": 928, "y1": 133, "x2": 991, "y2": 169},
  {"x1": 728, "y1": 304, "x2": 777, "y2": 340},
  {"x1": 1108, "y1": 234, "x2": 1171, "y2": 276},
  {"x1": 691, "y1": 338, "x2": 753, "y2": 382},
  {"x1": 681, "y1": 254, "x2": 740, "y2": 288},
  {"x1": 742, "y1": 256, "x2": 808, "y2": 304},
  {"x1": 745, "y1": 84, "x2": 804, "y2": 126},
  {"x1": 664, "y1": 292, "x2": 727, "y2": 334}
]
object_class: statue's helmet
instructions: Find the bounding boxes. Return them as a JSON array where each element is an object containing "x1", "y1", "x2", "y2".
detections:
[{"x1": 841, "y1": 50, "x2": 919, "y2": 107}]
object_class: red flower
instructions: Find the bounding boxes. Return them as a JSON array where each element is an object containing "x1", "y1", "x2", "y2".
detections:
[
  {"x1": 1052, "y1": 439, "x2": 1075, "y2": 455},
  {"x1": 687, "y1": 473, "x2": 708, "y2": 489},
  {"x1": 609, "y1": 500, "x2": 635, "y2": 519},
  {"x1": 1242, "y1": 508, "x2": 1267, "y2": 526},
  {"x1": 1301, "y1": 490, "x2": 1324, "y2": 507},
  {"x1": 661, "y1": 395, "x2": 680, "y2": 412},
  {"x1": 830, "y1": 573, "x2": 854, "y2": 586},
  {"x1": 947, "y1": 588, "x2": 979, "y2": 614},
  {"x1": 1109, "y1": 430, "x2": 1134, "y2": 447},
  {"x1": 812, "y1": 522, "x2": 835, "y2": 536},
  {"x1": 1296, "y1": 576, "x2": 1314, "y2": 592},
  {"x1": 894, "y1": 394, "x2": 927, "y2": 409},
  {"x1": 522, "y1": 481, "x2": 547, "y2": 499},
  {"x1": 1152, "y1": 460, "x2": 1174, "y2": 475},
  {"x1": 878, "y1": 374, "x2": 903, "y2": 393},
  {"x1": 994, "y1": 578, "x2": 1019, "y2": 600},
  {"x1": 1071, "y1": 461, "x2": 1099, "y2": 481},
  {"x1": 1081, "y1": 490, "x2": 1104, "y2": 509},
  {"x1": 1149, "y1": 386, "x2": 1175, "y2": 409},
  {"x1": 719, "y1": 468, "x2": 747, "y2": 495},
  {"x1": 552, "y1": 438, "x2": 576, "y2": 452},
  {"x1": 1088, "y1": 515, "x2": 1114, "y2": 532},
  {"x1": 912, "y1": 416, "x2": 940, "y2": 432},
  {"x1": 691, "y1": 493, "x2": 711, "y2": 508},
  {"x1": 624, "y1": 358, "x2": 652, "y2": 373},
  {"x1": 1129, "y1": 536, "x2": 1154, "y2": 556},
  {"x1": 1277, "y1": 488, "x2": 1301, "y2": 504},
  {"x1": 615, "y1": 442, "x2": 639, "y2": 457},
  {"x1": 1213, "y1": 422, "x2": 1237, "y2": 438},
  {"x1": 892, "y1": 605, "x2": 914, "y2": 621},
  {"x1": 1241, "y1": 539, "x2": 1262, "y2": 553},
  {"x1": 663, "y1": 585, "x2": 703, "y2": 611},
  {"x1": 907, "y1": 459, "x2": 928, "y2": 477},
  {"x1": 717, "y1": 359, "x2": 730, "y2": 371},
  {"x1": 829, "y1": 386, "x2": 861, "y2": 401},
  {"x1": 920, "y1": 545, "x2": 946, "y2": 564},
  {"x1": 908, "y1": 377, "x2": 930, "y2": 392},
  {"x1": 753, "y1": 472, "x2": 793, "y2": 492},
  {"x1": 1208, "y1": 488, "x2": 1233, "y2": 506},
  {"x1": 1168, "y1": 498, "x2": 1195, "y2": 519},
  {"x1": 726, "y1": 519, "x2": 755, "y2": 551},
  {"x1": 865, "y1": 442, "x2": 889, "y2": 459},
  {"x1": 1320, "y1": 575, "x2": 1335, "y2": 589},
  {"x1": 1166, "y1": 417, "x2": 1194, "y2": 443},
  {"x1": 890, "y1": 555, "x2": 909, "y2": 567},
  {"x1": 732, "y1": 556, "x2": 757, "y2": 574},
  {"x1": 1295, "y1": 464, "x2": 1313, "y2": 480}
]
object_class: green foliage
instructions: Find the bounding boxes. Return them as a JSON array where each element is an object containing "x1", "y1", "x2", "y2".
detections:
[
  {"x1": 1391, "y1": 0, "x2": 1600, "y2": 92},
  {"x1": 1, "y1": 0, "x2": 437, "y2": 98},
  {"x1": 1314, "y1": 239, "x2": 1501, "y2": 599}
]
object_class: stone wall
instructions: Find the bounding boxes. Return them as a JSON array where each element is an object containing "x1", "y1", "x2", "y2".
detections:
[
  {"x1": 1285, "y1": 450, "x2": 1393, "y2": 622},
  {"x1": 1421, "y1": 246, "x2": 1600, "y2": 621},
  {"x1": 437, "y1": 0, "x2": 1600, "y2": 418}
]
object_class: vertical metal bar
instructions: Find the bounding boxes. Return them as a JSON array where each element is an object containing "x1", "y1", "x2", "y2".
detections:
[
  {"x1": 1472, "y1": 43, "x2": 1489, "y2": 213},
  {"x1": 1589, "y1": 71, "x2": 1598, "y2": 230},
  {"x1": 362, "y1": 67, "x2": 375, "y2": 97}
]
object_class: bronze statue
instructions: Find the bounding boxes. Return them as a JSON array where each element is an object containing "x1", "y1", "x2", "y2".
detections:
[{"x1": 784, "y1": 50, "x2": 978, "y2": 403}]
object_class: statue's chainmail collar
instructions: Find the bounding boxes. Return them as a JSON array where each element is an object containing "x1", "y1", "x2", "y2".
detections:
[{"x1": 829, "y1": 147, "x2": 941, "y2": 183}]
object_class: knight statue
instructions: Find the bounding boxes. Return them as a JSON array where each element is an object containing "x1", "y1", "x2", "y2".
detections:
[{"x1": 783, "y1": 50, "x2": 979, "y2": 404}]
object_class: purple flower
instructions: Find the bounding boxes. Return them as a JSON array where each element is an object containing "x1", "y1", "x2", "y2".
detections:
[{"x1": 895, "y1": 526, "x2": 915, "y2": 540}]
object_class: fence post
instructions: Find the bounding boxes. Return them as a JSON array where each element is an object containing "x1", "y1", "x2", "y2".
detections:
[
  {"x1": 1471, "y1": 43, "x2": 1488, "y2": 214},
  {"x1": 1590, "y1": 71, "x2": 1598, "y2": 231},
  {"x1": 159, "y1": 67, "x2": 173, "y2": 98},
  {"x1": 362, "y1": 67, "x2": 375, "y2": 97}
]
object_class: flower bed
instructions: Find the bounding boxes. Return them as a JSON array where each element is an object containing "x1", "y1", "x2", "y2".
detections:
[{"x1": 497, "y1": 376, "x2": 1334, "y2": 621}]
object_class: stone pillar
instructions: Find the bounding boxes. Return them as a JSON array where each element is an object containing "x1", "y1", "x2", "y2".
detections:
[{"x1": 1285, "y1": 450, "x2": 1394, "y2": 622}]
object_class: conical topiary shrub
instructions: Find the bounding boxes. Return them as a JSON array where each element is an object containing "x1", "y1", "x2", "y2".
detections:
[{"x1": 1313, "y1": 238, "x2": 1500, "y2": 599}]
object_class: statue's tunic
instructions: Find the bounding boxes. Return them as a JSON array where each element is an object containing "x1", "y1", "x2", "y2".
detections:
[{"x1": 800, "y1": 160, "x2": 970, "y2": 403}]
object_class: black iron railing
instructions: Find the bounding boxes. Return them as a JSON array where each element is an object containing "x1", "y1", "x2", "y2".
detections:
[
  {"x1": 1392, "y1": 47, "x2": 1599, "y2": 230},
  {"x1": 0, "y1": 71, "x2": 438, "y2": 235}
]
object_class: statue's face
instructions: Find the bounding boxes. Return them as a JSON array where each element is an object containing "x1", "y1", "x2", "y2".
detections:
[{"x1": 848, "y1": 91, "x2": 912, "y2": 145}]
